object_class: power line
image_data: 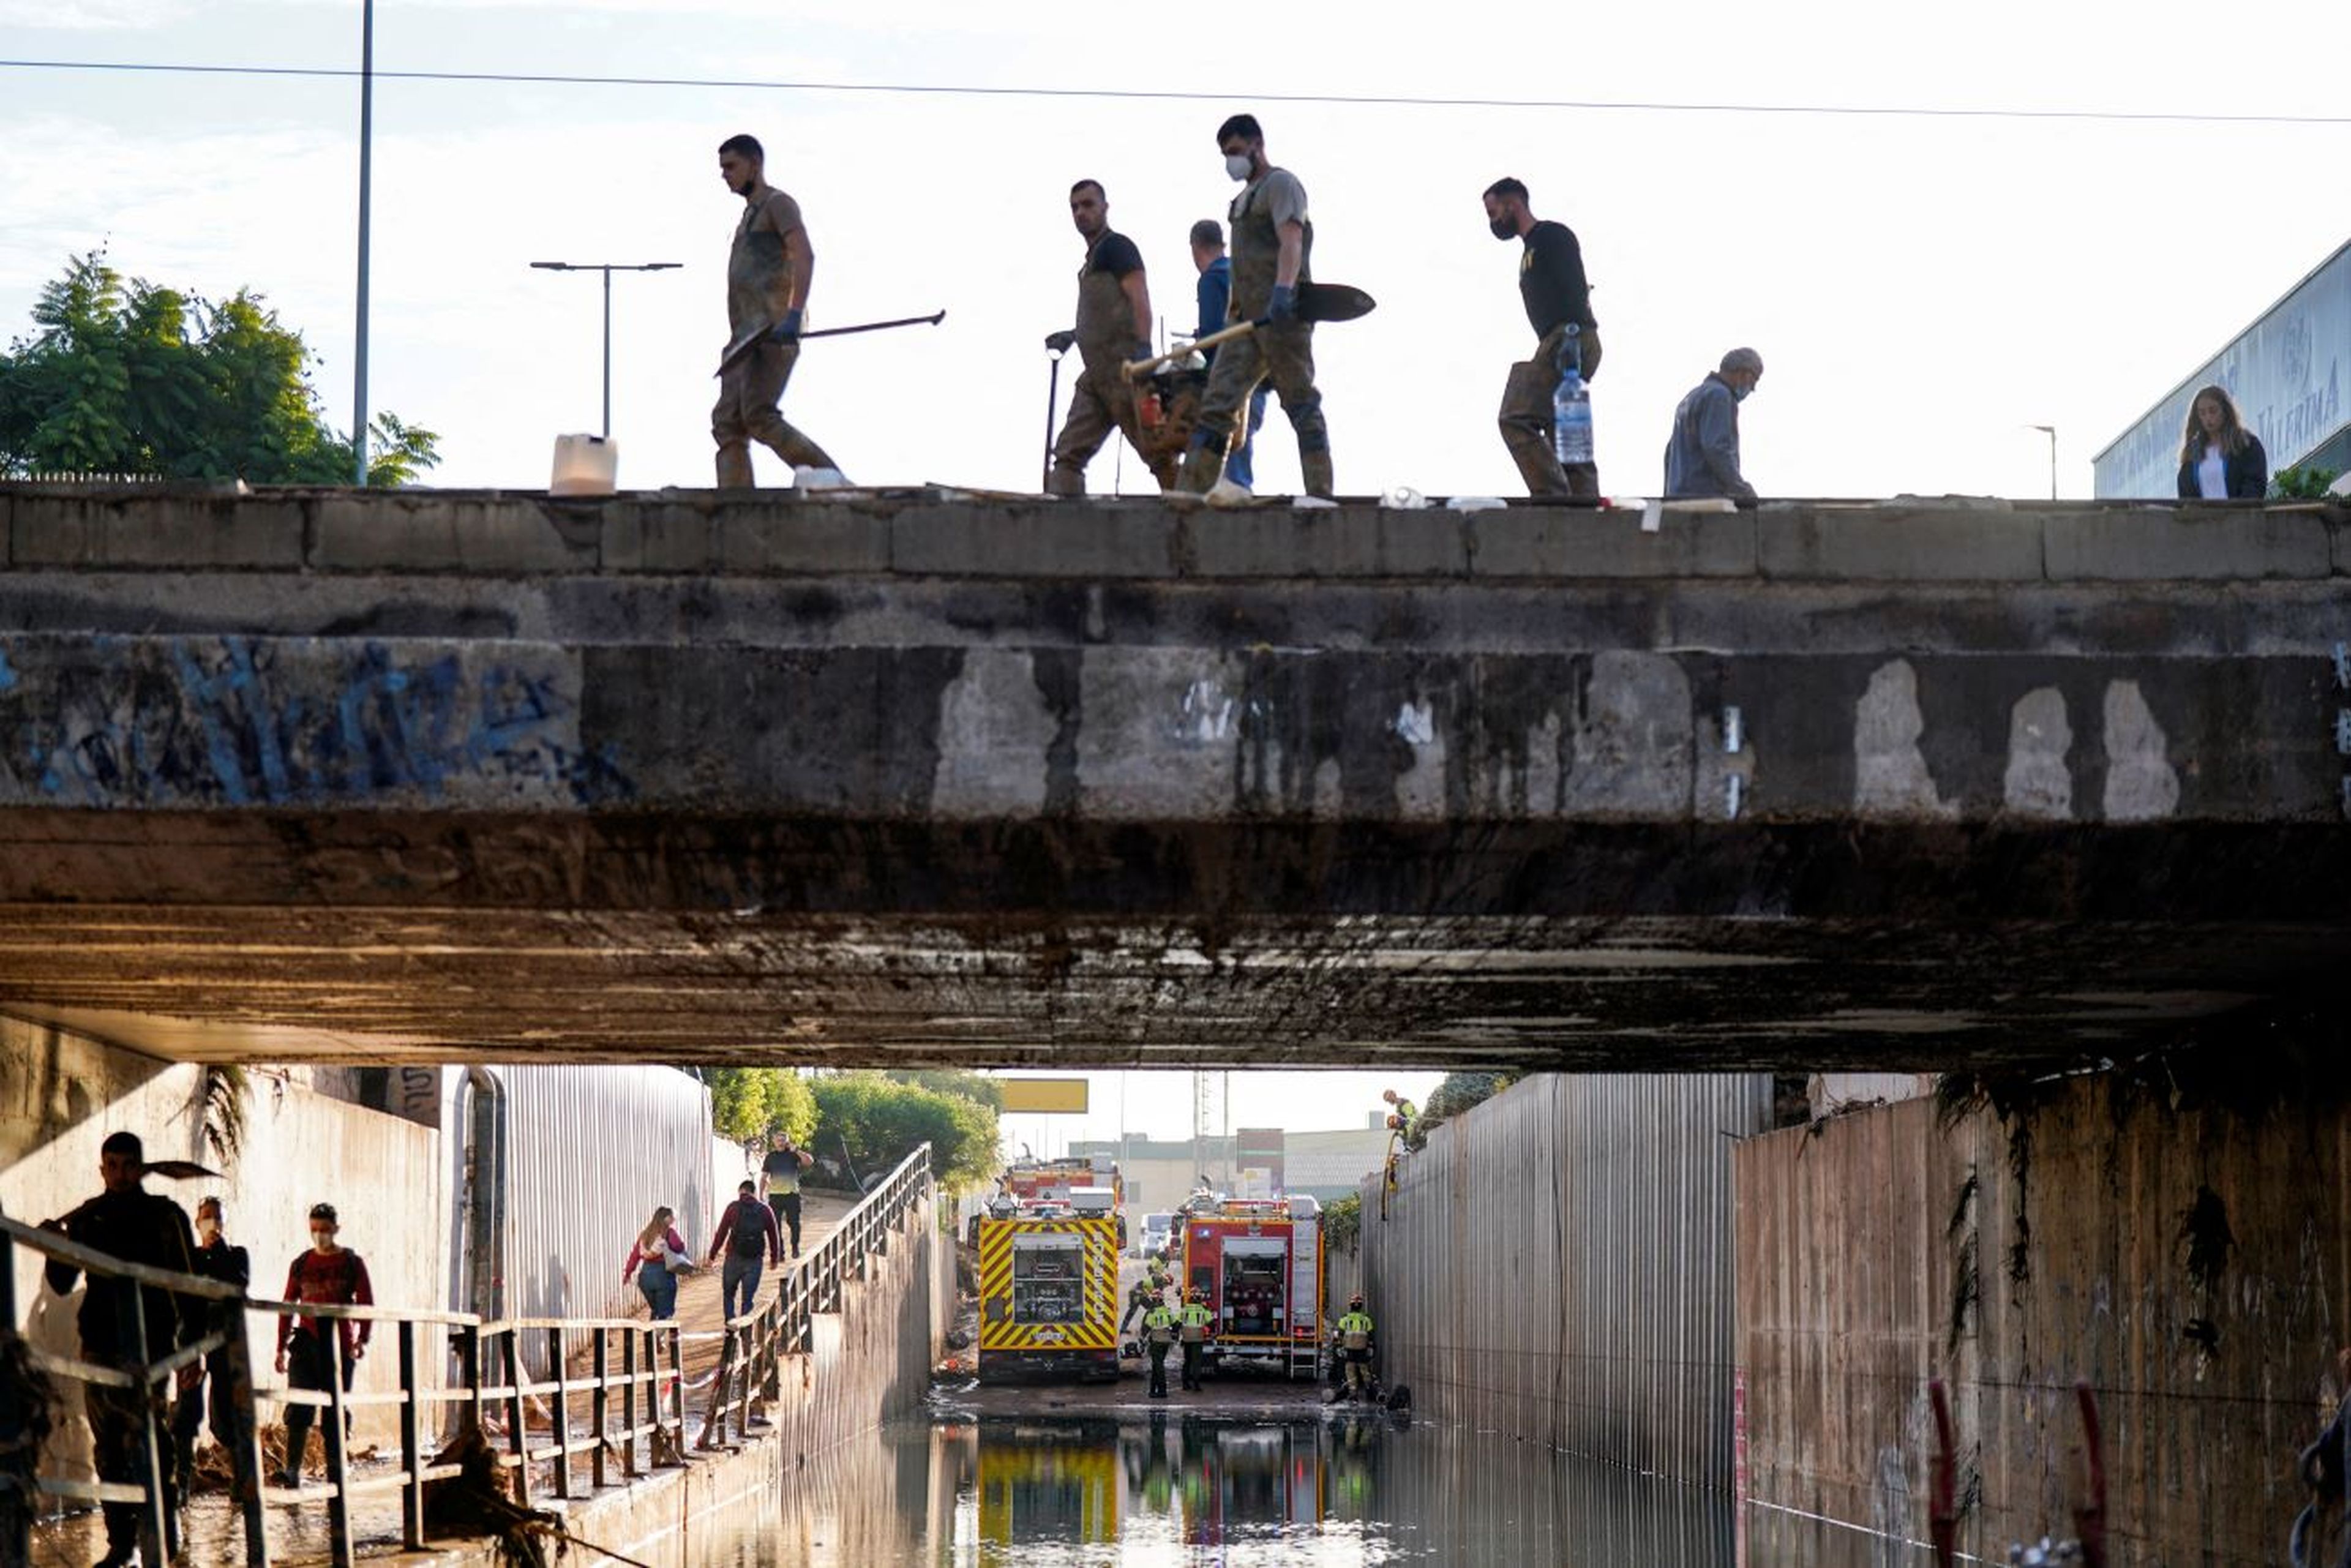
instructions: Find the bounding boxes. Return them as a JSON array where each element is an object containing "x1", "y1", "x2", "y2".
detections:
[{"x1": 4, "y1": 56, "x2": 2350, "y2": 126}]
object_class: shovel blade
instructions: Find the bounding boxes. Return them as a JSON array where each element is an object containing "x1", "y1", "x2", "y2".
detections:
[{"x1": 1298, "y1": 282, "x2": 1376, "y2": 323}]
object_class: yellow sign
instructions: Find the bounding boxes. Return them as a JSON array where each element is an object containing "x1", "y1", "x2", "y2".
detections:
[{"x1": 1000, "y1": 1078, "x2": 1090, "y2": 1114}]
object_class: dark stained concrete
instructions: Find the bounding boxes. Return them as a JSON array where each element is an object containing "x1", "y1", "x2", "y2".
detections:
[{"x1": 1, "y1": 483, "x2": 2347, "y2": 1068}]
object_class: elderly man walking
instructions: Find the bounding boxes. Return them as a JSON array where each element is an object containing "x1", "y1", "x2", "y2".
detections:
[{"x1": 1663, "y1": 348, "x2": 1764, "y2": 503}]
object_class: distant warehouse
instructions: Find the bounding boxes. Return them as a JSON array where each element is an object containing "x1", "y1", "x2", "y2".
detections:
[{"x1": 2094, "y1": 238, "x2": 2350, "y2": 497}]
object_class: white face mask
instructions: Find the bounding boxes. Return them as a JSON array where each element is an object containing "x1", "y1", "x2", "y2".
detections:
[{"x1": 1224, "y1": 153, "x2": 1253, "y2": 182}]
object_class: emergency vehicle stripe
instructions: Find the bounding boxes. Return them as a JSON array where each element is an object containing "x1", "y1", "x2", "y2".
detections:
[{"x1": 975, "y1": 1217, "x2": 1120, "y2": 1353}]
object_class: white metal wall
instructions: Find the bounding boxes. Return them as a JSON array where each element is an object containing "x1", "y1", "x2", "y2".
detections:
[
  {"x1": 1356, "y1": 1073, "x2": 1774, "y2": 1490},
  {"x1": 484, "y1": 1064, "x2": 718, "y2": 1332}
]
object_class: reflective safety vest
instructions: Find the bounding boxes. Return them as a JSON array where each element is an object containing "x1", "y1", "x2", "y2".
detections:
[
  {"x1": 1180, "y1": 1303, "x2": 1213, "y2": 1342},
  {"x1": 1145, "y1": 1305, "x2": 1176, "y2": 1345},
  {"x1": 1338, "y1": 1310, "x2": 1374, "y2": 1351}
]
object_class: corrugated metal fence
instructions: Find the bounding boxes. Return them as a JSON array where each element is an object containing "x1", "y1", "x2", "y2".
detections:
[
  {"x1": 1356, "y1": 1073, "x2": 1773, "y2": 1490},
  {"x1": 489, "y1": 1064, "x2": 718, "y2": 1357}
]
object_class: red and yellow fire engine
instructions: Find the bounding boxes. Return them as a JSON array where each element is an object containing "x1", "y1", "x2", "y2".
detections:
[{"x1": 1177, "y1": 1196, "x2": 1325, "y2": 1379}]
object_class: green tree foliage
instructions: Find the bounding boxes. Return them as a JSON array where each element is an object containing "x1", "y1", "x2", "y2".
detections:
[
  {"x1": 882, "y1": 1068, "x2": 1006, "y2": 1110},
  {"x1": 707, "y1": 1067, "x2": 816, "y2": 1147},
  {"x1": 2271, "y1": 464, "x2": 2343, "y2": 500},
  {"x1": 811, "y1": 1072, "x2": 999, "y2": 1191},
  {"x1": 1321, "y1": 1192, "x2": 1362, "y2": 1255},
  {"x1": 1424, "y1": 1071, "x2": 1518, "y2": 1122},
  {"x1": 0, "y1": 251, "x2": 438, "y2": 485}
]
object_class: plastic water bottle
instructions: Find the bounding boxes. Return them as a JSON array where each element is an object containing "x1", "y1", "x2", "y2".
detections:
[{"x1": 1552, "y1": 324, "x2": 1593, "y2": 468}]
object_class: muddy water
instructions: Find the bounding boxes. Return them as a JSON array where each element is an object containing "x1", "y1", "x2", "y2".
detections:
[{"x1": 698, "y1": 1409, "x2": 1944, "y2": 1567}]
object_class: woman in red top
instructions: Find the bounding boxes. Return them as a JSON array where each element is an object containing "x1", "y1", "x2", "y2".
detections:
[
  {"x1": 272, "y1": 1201, "x2": 373, "y2": 1488},
  {"x1": 623, "y1": 1205, "x2": 689, "y2": 1321}
]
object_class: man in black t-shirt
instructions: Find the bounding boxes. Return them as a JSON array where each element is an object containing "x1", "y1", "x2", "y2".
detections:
[
  {"x1": 1044, "y1": 179, "x2": 1174, "y2": 495},
  {"x1": 760, "y1": 1134, "x2": 812, "y2": 1259},
  {"x1": 1483, "y1": 176, "x2": 1603, "y2": 498}
]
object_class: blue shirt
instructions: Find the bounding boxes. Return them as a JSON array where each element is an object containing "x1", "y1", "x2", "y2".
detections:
[
  {"x1": 1196, "y1": 256, "x2": 1232, "y2": 350},
  {"x1": 1663, "y1": 373, "x2": 1753, "y2": 501}
]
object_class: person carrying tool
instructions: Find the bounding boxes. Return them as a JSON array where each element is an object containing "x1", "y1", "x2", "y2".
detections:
[
  {"x1": 1188, "y1": 218, "x2": 1268, "y2": 489},
  {"x1": 1174, "y1": 114, "x2": 1335, "y2": 500},
  {"x1": 1482, "y1": 177, "x2": 1603, "y2": 498},
  {"x1": 711, "y1": 132, "x2": 849, "y2": 489},
  {"x1": 1381, "y1": 1088, "x2": 1420, "y2": 1145},
  {"x1": 1046, "y1": 180, "x2": 1173, "y2": 495},
  {"x1": 1335, "y1": 1293, "x2": 1377, "y2": 1401},
  {"x1": 1144, "y1": 1296, "x2": 1179, "y2": 1398},
  {"x1": 1179, "y1": 1286, "x2": 1215, "y2": 1391}
]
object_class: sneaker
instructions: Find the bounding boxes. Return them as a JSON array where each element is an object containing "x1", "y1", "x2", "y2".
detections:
[
  {"x1": 792, "y1": 465, "x2": 852, "y2": 490},
  {"x1": 1204, "y1": 477, "x2": 1254, "y2": 508}
]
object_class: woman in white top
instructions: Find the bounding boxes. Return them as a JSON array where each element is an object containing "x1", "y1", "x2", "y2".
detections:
[{"x1": 2174, "y1": 384, "x2": 2268, "y2": 500}]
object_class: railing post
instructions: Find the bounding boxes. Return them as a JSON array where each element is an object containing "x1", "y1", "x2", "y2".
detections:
[
  {"x1": 218, "y1": 1297, "x2": 270, "y2": 1568},
  {"x1": 397, "y1": 1320, "x2": 424, "y2": 1549},
  {"x1": 547, "y1": 1327, "x2": 570, "y2": 1500},
  {"x1": 619, "y1": 1329, "x2": 639, "y2": 1478},
  {"x1": 118, "y1": 1275, "x2": 171, "y2": 1568},
  {"x1": 0, "y1": 1225, "x2": 28, "y2": 1568},
  {"x1": 323, "y1": 1329, "x2": 354, "y2": 1568},
  {"x1": 759, "y1": 1296, "x2": 781, "y2": 1408},
  {"x1": 663, "y1": 1326, "x2": 685, "y2": 1452},
  {"x1": 460, "y1": 1322, "x2": 483, "y2": 1428},
  {"x1": 501, "y1": 1330, "x2": 533, "y2": 1506},
  {"x1": 590, "y1": 1327, "x2": 609, "y2": 1489}
]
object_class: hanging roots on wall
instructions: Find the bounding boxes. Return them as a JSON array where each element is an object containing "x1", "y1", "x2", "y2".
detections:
[{"x1": 0, "y1": 1332, "x2": 61, "y2": 1502}]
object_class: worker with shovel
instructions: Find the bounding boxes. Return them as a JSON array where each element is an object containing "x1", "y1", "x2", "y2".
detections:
[
  {"x1": 1044, "y1": 180, "x2": 1174, "y2": 495},
  {"x1": 711, "y1": 132, "x2": 849, "y2": 489},
  {"x1": 1174, "y1": 114, "x2": 1335, "y2": 500}
]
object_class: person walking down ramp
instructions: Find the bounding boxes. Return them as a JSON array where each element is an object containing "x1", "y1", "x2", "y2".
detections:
[
  {"x1": 712, "y1": 132, "x2": 848, "y2": 488},
  {"x1": 762, "y1": 1133, "x2": 814, "y2": 1260},
  {"x1": 623, "y1": 1205, "x2": 690, "y2": 1321},
  {"x1": 707, "y1": 1179, "x2": 781, "y2": 1321}
]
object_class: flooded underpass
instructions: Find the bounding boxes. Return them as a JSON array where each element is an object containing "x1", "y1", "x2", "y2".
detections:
[{"x1": 696, "y1": 1396, "x2": 1952, "y2": 1567}]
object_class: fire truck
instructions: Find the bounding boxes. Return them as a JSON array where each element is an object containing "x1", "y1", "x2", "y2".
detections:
[
  {"x1": 1177, "y1": 1195, "x2": 1325, "y2": 1380},
  {"x1": 975, "y1": 1190, "x2": 1122, "y2": 1382},
  {"x1": 972, "y1": 1154, "x2": 1128, "y2": 1247}
]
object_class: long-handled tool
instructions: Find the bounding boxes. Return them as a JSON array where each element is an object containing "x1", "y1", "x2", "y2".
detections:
[
  {"x1": 1041, "y1": 342, "x2": 1065, "y2": 492},
  {"x1": 1123, "y1": 283, "x2": 1376, "y2": 378},
  {"x1": 716, "y1": 309, "x2": 947, "y2": 376}
]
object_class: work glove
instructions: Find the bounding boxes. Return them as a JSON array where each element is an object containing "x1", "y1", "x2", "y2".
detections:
[
  {"x1": 1267, "y1": 283, "x2": 1296, "y2": 323},
  {"x1": 767, "y1": 308, "x2": 803, "y2": 343},
  {"x1": 1044, "y1": 329, "x2": 1076, "y2": 354}
]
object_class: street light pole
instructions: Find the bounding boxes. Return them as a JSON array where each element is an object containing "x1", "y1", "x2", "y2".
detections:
[
  {"x1": 353, "y1": 0, "x2": 374, "y2": 486},
  {"x1": 2028, "y1": 424, "x2": 2058, "y2": 500},
  {"x1": 528, "y1": 261, "x2": 683, "y2": 440}
]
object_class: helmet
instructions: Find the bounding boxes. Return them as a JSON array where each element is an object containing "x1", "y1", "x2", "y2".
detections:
[
  {"x1": 1188, "y1": 1288, "x2": 1205, "y2": 1301},
  {"x1": 1348, "y1": 1294, "x2": 1365, "y2": 1309}
]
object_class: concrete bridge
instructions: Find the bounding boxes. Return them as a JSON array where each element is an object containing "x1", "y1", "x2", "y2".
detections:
[{"x1": 0, "y1": 482, "x2": 2344, "y2": 1068}]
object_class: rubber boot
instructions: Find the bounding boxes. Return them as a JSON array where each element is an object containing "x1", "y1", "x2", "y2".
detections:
[{"x1": 1301, "y1": 446, "x2": 1335, "y2": 500}]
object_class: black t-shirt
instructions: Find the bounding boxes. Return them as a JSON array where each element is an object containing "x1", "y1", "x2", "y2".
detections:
[
  {"x1": 1089, "y1": 231, "x2": 1144, "y2": 279},
  {"x1": 1518, "y1": 219, "x2": 1594, "y2": 337}
]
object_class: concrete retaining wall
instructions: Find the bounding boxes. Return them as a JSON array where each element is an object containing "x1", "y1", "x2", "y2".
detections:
[
  {"x1": 1735, "y1": 1070, "x2": 2351, "y2": 1562},
  {"x1": 1355, "y1": 1072, "x2": 1775, "y2": 1488}
]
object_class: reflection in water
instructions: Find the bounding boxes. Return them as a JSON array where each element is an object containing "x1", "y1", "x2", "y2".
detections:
[{"x1": 709, "y1": 1409, "x2": 1939, "y2": 1567}]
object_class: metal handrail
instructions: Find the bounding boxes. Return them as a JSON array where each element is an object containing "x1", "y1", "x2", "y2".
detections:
[{"x1": 2, "y1": 1143, "x2": 937, "y2": 1568}]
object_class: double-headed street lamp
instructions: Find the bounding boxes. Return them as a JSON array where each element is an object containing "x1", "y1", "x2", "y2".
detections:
[{"x1": 529, "y1": 261, "x2": 683, "y2": 440}]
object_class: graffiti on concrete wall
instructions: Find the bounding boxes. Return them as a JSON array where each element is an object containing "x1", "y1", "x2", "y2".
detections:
[{"x1": 0, "y1": 636, "x2": 633, "y2": 809}]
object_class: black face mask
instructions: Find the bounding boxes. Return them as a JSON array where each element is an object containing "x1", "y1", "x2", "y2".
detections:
[{"x1": 1488, "y1": 217, "x2": 1516, "y2": 240}]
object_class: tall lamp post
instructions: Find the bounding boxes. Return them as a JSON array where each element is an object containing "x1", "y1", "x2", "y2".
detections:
[
  {"x1": 528, "y1": 261, "x2": 683, "y2": 438},
  {"x1": 2028, "y1": 423, "x2": 2058, "y2": 501},
  {"x1": 353, "y1": 0, "x2": 374, "y2": 486}
]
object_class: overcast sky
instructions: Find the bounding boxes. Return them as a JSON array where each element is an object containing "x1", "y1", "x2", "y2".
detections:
[{"x1": 6, "y1": 0, "x2": 2350, "y2": 502}]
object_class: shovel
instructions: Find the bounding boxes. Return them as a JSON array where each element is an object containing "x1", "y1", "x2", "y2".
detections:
[
  {"x1": 1123, "y1": 282, "x2": 1376, "y2": 378},
  {"x1": 716, "y1": 309, "x2": 947, "y2": 377}
]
